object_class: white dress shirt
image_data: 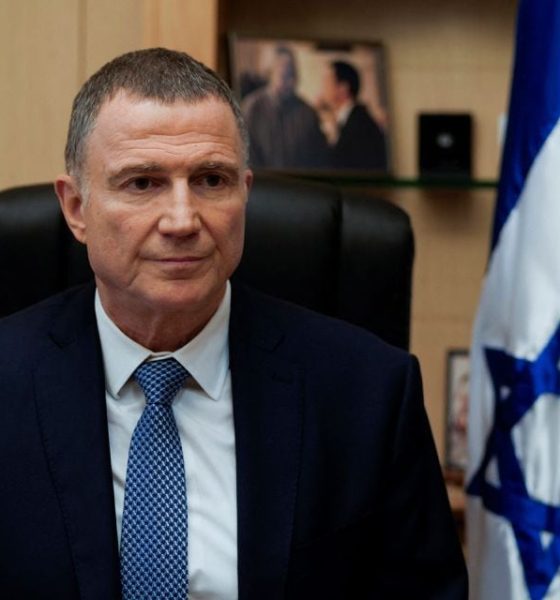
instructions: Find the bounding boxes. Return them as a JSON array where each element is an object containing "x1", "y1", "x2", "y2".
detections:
[
  {"x1": 95, "y1": 283, "x2": 238, "y2": 600},
  {"x1": 335, "y1": 100, "x2": 355, "y2": 136}
]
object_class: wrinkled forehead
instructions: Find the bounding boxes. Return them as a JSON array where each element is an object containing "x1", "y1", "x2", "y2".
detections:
[
  {"x1": 95, "y1": 89, "x2": 240, "y2": 134},
  {"x1": 83, "y1": 92, "x2": 246, "y2": 167}
]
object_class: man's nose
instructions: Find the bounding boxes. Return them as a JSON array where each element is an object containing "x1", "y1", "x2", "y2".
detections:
[{"x1": 158, "y1": 182, "x2": 202, "y2": 236}]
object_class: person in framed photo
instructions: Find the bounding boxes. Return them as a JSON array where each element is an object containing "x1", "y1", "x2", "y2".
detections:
[
  {"x1": 447, "y1": 358, "x2": 470, "y2": 472},
  {"x1": 318, "y1": 60, "x2": 388, "y2": 171},
  {"x1": 241, "y1": 45, "x2": 329, "y2": 169}
]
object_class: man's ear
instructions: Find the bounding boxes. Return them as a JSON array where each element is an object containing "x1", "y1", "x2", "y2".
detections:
[
  {"x1": 54, "y1": 175, "x2": 88, "y2": 244},
  {"x1": 244, "y1": 168, "x2": 253, "y2": 200}
]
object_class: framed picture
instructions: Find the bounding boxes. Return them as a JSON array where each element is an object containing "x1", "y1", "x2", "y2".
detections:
[
  {"x1": 229, "y1": 34, "x2": 391, "y2": 174},
  {"x1": 445, "y1": 349, "x2": 470, "y2": 475}
]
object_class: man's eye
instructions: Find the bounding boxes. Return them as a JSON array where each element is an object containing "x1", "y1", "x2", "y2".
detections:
[
  {"x1": 126, "y1": 177, "x2": 155, "y2": 191},
  {"x1": 203, "y1": 174, "x2": 224, "y2": 188}
]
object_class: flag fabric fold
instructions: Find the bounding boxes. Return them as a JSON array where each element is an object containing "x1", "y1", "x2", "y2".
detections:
[{"x1": 467, "y1": 2, "x2": 560, "y2": 599}]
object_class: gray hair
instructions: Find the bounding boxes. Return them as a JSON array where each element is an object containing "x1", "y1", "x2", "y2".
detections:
[{"x1": 64, "y1": 47, "x2": 249, "y2": 180}]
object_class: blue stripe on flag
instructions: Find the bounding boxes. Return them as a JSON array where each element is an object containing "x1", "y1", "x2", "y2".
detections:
[{"x1": 491, "y1": 0, "x2": 560, "y2": 250}]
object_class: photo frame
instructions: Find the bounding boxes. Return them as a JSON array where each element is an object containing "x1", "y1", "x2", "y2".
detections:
[
  {"x1": 445, "y1": 349, "x2": 470, "y2": 476},
  {"x1": 229, "y1": 34, "x2": 391, "y2": 174}
]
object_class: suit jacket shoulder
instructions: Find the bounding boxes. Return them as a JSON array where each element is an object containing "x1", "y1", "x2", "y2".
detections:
[
  {"x1": 230, "y1": 282, "x2": 410, "y2": 392},
  {"x1": 0, "y1": 283, "x2": 97, "y2": 368}
]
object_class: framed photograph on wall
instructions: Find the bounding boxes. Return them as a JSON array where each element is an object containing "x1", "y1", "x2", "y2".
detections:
[
  {"x1": 445, "y1": 349, "x2": 470, "y2": 477},
  {"x1": 229, "y1": 34, "x2": 391, "y2": 174}
]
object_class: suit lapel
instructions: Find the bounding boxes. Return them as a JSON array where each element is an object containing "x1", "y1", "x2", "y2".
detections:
[
  {"x1": 230, "y1": 285, "x2": 304, "y2": 600},
  {"x1": 33, "y1": 286, "x2": 121, "y2": 599}
]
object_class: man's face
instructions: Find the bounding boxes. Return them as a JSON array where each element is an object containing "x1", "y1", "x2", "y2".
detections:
[
  {"x1": 320, "y1": 67, "x2": 346, "y2": 110},
  {"x1": 57, "y1": 92, "x2": 252, "y2": 330},
  {"x1": 269, "y1": 54, "x2": 297, "y2": 99}
]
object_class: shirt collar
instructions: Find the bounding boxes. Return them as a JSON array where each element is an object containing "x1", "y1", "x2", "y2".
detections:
[
  {"x1": 336, "y1": 100, "x2": 355, "y2": 128},
  {"x1": 95, "y1": 282, "x2": 231, "y2": 401}
]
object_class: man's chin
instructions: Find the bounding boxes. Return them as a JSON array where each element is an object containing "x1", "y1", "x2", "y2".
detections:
[
  {"x1": 97, "y1": 275, "x2": 226, "y2": 324},
  {"x1": 142, "y1": 281, "x2": 226, "y2": 316}
]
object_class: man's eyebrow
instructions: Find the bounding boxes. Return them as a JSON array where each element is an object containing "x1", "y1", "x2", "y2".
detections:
[
  {"x1": 190, "y1": 162, "x2": 243, "y2": 183},
  {"x1": 194, "y1": 161, "x2": 240, "y2": 173},
  {"x1": 107, "y1": 163, "x2": 165, "y2": 186}
]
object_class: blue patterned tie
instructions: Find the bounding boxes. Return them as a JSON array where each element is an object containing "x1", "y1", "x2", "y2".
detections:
[{"x1": 120, "y1": 358, "x2": 189, "y2": 600}]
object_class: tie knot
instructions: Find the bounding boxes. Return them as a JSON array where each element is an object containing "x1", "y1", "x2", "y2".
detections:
[{"x1": 134, "y1": 358, "x2": 189, "y2": 407}]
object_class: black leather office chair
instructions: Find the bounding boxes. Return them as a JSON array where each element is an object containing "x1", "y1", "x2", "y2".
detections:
[{"x1": 0, "y1": 174, "x2": 414, "y2": 349}]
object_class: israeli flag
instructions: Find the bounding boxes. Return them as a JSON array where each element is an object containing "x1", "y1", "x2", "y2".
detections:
[{"x1": 467, "y1": 2, "x2": 560, "y2": 599}]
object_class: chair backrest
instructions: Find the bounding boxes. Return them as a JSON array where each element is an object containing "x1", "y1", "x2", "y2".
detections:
[{"x1": 0, "y1": 174, "x2": 414, "y2": 349}]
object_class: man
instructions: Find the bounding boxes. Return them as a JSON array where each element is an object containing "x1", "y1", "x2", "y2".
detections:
[
  {"x1": 242, "y1": 46, "x2": 329, "y2": 169},
  {"x1": 0, "y1": 48, "x2": 466, "y2": 599},
  {"x1": 319, "y1": 60, "x2": 388, "y2": 171}
]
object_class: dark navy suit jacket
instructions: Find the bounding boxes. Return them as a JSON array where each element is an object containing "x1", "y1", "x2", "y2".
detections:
[
  {"x1": 332, "y1": 104, "x2": 388, "y2": 171},
  {"x1": 0, "y1": 283, "x2": 467, "y2": 599}
]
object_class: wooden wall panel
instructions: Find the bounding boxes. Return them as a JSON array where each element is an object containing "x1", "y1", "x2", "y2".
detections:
[
  {"x1": 84, "y1": 0, "x2": 145, "y2": 77},
  {"x1": 0, "y1": 0, "x2": 81, "y2": 188},
  {"x1": 143, "y1": 0, "x2": 219, "y2": 68},
  {"x1": 0, "y1": 0, "x2": 220, "y2": 190}
]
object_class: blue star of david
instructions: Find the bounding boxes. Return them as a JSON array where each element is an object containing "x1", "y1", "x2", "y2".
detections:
[{"x1": 467, "y1": 323, "x2": 560, "y2": 600}]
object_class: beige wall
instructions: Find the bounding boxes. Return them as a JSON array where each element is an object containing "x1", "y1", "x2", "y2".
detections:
[
  {"x1": 0, "y1": 0, "x2": 219, "y2": 190},
  {"x1": 0, "y1": 1, "x2": 80, "y2": 189},
  {"x1": 1, "y1": 0, "x2": 517, "y2": 456}
]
